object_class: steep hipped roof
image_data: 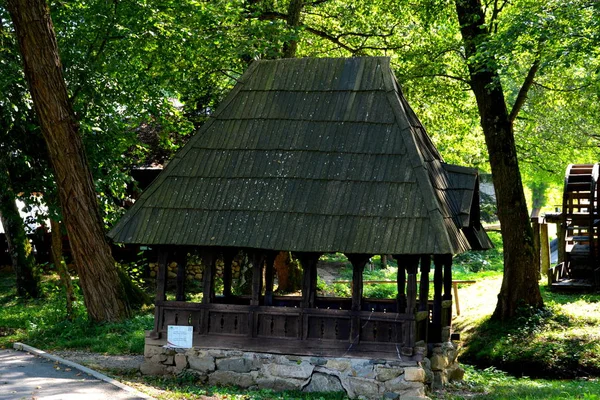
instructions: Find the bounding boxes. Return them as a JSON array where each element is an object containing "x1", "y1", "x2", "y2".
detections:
[{"x1": 109, "y1": 57, "x2": 489, "y2": 254}]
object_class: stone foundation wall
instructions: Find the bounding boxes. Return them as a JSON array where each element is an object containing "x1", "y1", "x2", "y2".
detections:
[{"x1": 142, "y1": 343, "x2": 430, "y2": 399}]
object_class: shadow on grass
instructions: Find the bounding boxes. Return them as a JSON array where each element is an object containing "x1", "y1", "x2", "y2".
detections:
[{"x1": 459, "y1": 305, "x2": 600, "y2": 379}]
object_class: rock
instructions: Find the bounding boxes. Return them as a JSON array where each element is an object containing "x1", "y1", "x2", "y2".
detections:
[
  {"x1": 140, "y1": 361, "x2": 168, "y2": 375},
  {"x1": 167, "y1": 271, "x2": 177, "y2": 279},
  {"x1": 262, "y1": 361, "x2": 314, "y2": 379},
  {"x1": 384, "y1": 376, "x2": 422, "y2": 392},
  {"x1": 309, "y1": 357, "x2": 327, "y2": 366},
  {"x1": 303, "y1": 373, "x2": 344, "y2": 393},
  {"x1": 255, "y1": 376, "x2": 305, "y2": 391},
  {"x1": 189, "y1": 355, "x2": 216, "y2": 373},
  {"x1": 404, "y1": 367, "x2": 425, "y2": 382},
  {"x1": 174, "y1": 354, "x2": 188, "y2": 374},
  {"x1": 195, "y1": 274, "x2": 202, "y2": 280},
  {"x1": 325, "y1": 359, "x2": 351, "y2": 372},
  {"x1": 209, "y1": 370, "x2": 254, "y2": 388},
  {"x1": 383, "y1": 392, "x2": 399, "y2": 400},
  {"x1": 348, "y1": 377, "x2": 382, "y2": 398},
  {"x1": 446, "y1": 365, "x2": 465, "y2": 382},
  {"x1": 150, "y1": 353, "x2": 168, "y2": 364},
  {"x1": 374, "y1": 365, "x2": 403, "y2": 382},
  {"x1": 350, "y1": 359, "x2": 375, "y2": 378},
  {"x1": 420, "y1": 358, "x2": 433, "y2": 385},
  {"x1": 430, "y1": 354, "x2": 447, "y2": 371},
  {"x1": 144, "y1": 344, "x2": 164, "y2": 358},
  {"x1": 431, "y1": 371, "x2": 447, "y2": 391},
  {"x1": 216, "y1": 357, "x2": 257, "y2": 373}
]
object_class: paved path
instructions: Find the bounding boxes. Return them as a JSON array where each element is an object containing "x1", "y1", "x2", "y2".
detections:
[{"x1": 0, "y1": 349, "x2": 148, "y2": 399}]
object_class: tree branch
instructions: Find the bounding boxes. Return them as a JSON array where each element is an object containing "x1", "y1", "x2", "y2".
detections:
[{"x1": 509, "y1": 58, "x2": 540, "y2": 124}]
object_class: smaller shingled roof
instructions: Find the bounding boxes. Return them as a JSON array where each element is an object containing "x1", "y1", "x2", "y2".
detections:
[{"x1": 109, "y1": 57, "x2": 491, "y2": 255}]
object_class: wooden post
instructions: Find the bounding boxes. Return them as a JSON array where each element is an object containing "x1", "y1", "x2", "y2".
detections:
[
  {"x1": 443, "y1": 255, "x2": 452, "y2": 301},
  {"x1": 297, "y1": 253, "x2": 321, "y2": 309},
  {"x1": 418, "y1": 255, "x2": 431, "y2": 312},
  {"x1": 264, "y1": 251, "x2": 277, "y2": 306},
  {"x1": 531, "y1": 209, "x2": 541, "y2": 280},
  {"x1": 541, "y1": 222, "x2": 551, "y2": 278},
  {"x1": 155, "y1": 248, "x2": 169, "y2": 303},
  {"x1": 347, "y1": 254, "x2": 371, "y2": 344},
  {"x1": 558, "y1": 221, "x2": 566, "y2": 264},
  {"x1": 431, "y1": 255, "x2": 444, "y2": 343},
  {"x1": 396, "y1": 261, "x2": 407, "y2": 313},
  {"x1": 250, "y1": 252, "x2": 264, "y2": 306},
  {"x1": 222, "y1": 249, "x2": 236, "y2": 299},
  {"x1": 175, "y1": 248, "x2": 187, "y2": 301},
  {"x1": 201, "y1": 250, "x2": 216, "y2": 304},
  {"x1": 404, "y1": 255, "x2": 419, "y2": 350}
]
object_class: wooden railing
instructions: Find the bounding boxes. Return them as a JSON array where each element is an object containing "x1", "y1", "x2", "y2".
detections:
[{"x1": 548, "y1": 262, "x2": 571, "y2": 285}]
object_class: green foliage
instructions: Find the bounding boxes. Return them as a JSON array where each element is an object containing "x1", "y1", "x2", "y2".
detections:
[
  {"x1": 433, "y1": 365, "x2": 600, "y2": 400},
  {"x1": 453, "y1": 232, "x2": 504, "y2": 275},
  {"x1": 0, "y1": 272, "x2": 152, "y2": 353}
]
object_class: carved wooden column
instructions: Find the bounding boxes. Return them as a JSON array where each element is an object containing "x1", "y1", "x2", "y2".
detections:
[
  {"x1": 419, "y1": 255, "x2": 431, "y2": 312},
  {"x1": 175, "y1": 248, "x2": 187, "y2": 301},
  {"x1": 222, "y1": 249, "x2": 236, "y2": 299},
  {"x1": 431, "y1": 254, "x2": 444, "y2": 343},
  {"x1": 346, "y1": 254, "x2": 371, "y2": 344},
  {"x1": 264, "y1": 251, "x2": 277, "y2": 306},
  {"x1": 296, "y1": 252, "x2": 321, "y2": 309},
  {"x1": 404, "y1": 255, "x2": 420, "y2": 349},
  {"x1": 250, "y1": 252, "x2": 265, "y2": 306},
  {"x1": 443, "y1": 255, "x2": 452, "y2": 302},
  {"x1": 396, "y1": 260, "x2": 407, "y2": 313},
  {"x1": 201, "y1": 249, "x2": 216, "y2": 304},
  {"x1": 151, "y1": 247, "x2": 170, "y2": 338}
]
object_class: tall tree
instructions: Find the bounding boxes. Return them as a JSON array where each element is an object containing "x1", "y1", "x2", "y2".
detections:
[
  {"x1": 454, "y1": 0, "x2": 543, "y2": 319},
  {"x1": 6, "y1": 0, "x2": 130, "y2": 322}
]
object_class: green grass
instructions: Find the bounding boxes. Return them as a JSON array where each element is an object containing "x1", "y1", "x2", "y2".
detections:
[
  {"x1": 124, "y1": 374, "x2": 349, "y2": 400},
  {"x1": 0, "y1": 272, "x2": 153, "y2": 354},
  {"x1": 432, "y1": 365, "x2": 600, "y2": 399}
]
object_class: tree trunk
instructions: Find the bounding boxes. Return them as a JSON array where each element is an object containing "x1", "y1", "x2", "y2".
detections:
[
  {"x1": 282, "y1": 0, "x2": 304, "y2": 58},
  {"x1": 50, "y1": 218, "x2": 75, "y2": 319},
  {"x1": 0, "y1": 168, "x2": 39, "y2": 298},
  {"x1": 454, "y1": 0, "x2": 543, "y2": 320},
  {"x1": 7, "y1": 0, "x2": 130, "y2": 322}
]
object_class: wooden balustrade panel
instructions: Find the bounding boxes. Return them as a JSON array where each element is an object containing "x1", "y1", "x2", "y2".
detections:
[
  {"x1": 306, "y1": 315, "x2": 351, "y2": 340},
  {"x1": 207, "y1": 311, "x2": 249, "y2": 336},
  {"x1": 360, "y1": 319, "x2": 403, "y2": 343},
  {"x1": 256, "y1": 313, "x2": 301, "y2": 338}
]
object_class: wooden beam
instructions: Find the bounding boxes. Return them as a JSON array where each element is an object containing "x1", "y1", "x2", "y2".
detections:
[
  {"x1": 175, "y1": 248, "x2": 187, "y2": 301},
  {"x1": 396, "y1": 260, "x2": 406, "y2": 313},
  {"x1": 558, "y1": 221, "x2": 566, "y2": 264},
  {"x1": 419, "y1": 255, "x2": 431, "y2": 312},
  {"x1": 532, "y1": 215, "x2": 541, "y2": 280},
  {"x1": 431, "y1": 255, "x2": 444, "y2": 343}
]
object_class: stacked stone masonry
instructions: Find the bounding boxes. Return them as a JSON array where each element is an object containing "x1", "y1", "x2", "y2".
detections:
[
  {"x1": 141, "y1": 340, "x2": 464, "y2": 399},
  {"x1": 148, "y1": 258, "x2": 242, "y2": 281}
]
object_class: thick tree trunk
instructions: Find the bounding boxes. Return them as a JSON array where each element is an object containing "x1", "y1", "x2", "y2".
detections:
[
  {"x1": 0, "y1": 169, "x2": 39, "y2": 298},
  {"x1": 7, "y1": 0, "x2": 130, "y2": 322},
  {"x1": 455, "y1": 0, "x2": 543, "y2": 320},
  {"x1": 50, "y1": 218, "x2": 75, "y2": 319}
]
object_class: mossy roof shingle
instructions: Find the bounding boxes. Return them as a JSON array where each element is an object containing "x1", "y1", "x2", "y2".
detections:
[{"x1": 109, "y1": 57, "x2": 490, "y2": 254}]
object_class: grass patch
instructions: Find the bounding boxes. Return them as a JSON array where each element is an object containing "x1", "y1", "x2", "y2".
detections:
[
  {"x1": 0, "y1": 271, "x2": 153, "y2": 354},
  {"x1": 432, "y1": 365, "x2": 600, "y2": 399}
]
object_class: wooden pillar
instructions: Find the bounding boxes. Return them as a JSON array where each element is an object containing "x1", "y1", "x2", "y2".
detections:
[
  {"x1": 541, "y1": 222, "x2": 551, "y2": 278},
  {"x1": 431, "y1": 254, "x2": 444, "y2": 343},
  {"x1": 201, "y1": 250, "x2": 216, "y2": 304},
  {"x1": 264, "y1": 251, "x2": 277, "y2": 306},
  {"x1": 155, "y1": 247, "x2": 169, "y2": 302},
  {"x1": 250, "y1": 252, "x2": 265, "y2": 306},
  {"x1": 175, "y1": 248, "x2": 187, "y2": 301},
  {"x1": 443, "y1": 255, "x2": 452, "y2": 301},
  {"x1": 346, "y1": 254, "x2": 371, "y2": 344},
  {"x1": 297, "y1": 252, "x2": 321, "y2": 309},
  {"x1": 532, "y1": 211, "x2": 541, "y2": 280},
  {"x1": 558, "y1": 221, "x2": 566, "y2": 264},
  {"x1": 396, "y1": 261, "x2": 407, "y2": 313},
  {"x1": 222, "y1": 249, "x2": 236, "y2": 299},
  {"x1": 418, "y1": 255, "x2": 431, "y2": 312}
]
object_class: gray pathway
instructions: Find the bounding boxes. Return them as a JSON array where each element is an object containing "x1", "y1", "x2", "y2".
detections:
[{"x1": 0, "y1": 349, "x2": 147, "y2": 399}]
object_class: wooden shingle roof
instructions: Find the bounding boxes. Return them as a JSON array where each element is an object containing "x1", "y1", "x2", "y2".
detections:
[{"x1": 109, "y1": 57, "x2": 489, "y2": 255}]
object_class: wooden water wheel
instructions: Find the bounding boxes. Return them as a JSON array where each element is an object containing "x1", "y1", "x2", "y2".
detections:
[{"x1": 555, "y1": 163, "x2": 600, "y2": 290}]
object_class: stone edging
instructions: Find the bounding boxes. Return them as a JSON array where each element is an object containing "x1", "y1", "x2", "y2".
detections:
[{"x1": 13, "y1": 342, "x2": 153, "y2": 400}]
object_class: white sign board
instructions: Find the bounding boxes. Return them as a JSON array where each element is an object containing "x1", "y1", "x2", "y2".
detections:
[{"x1": 167, "y1": 325, "x2": 193, "y2": 348}]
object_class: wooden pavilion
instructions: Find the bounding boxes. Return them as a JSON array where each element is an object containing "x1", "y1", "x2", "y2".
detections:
[{"x1": 109, "y1": 57, "x2": 491, "y2": 361}]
